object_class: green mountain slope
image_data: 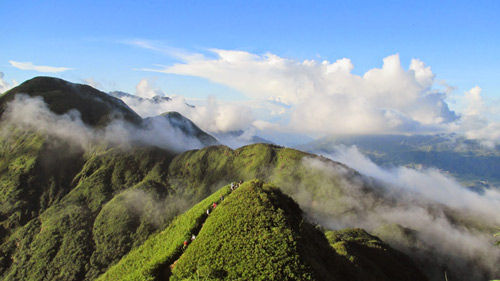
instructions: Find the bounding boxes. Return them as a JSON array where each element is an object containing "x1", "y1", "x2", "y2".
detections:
[
  {"x1": 0, "y1": 76, "x2": 218, "y2": 236},
  {"x1": 165, "y1": 143, "x2": 363, "y2": 209},
  {"x1": 103, "y1": 180, "x2": 426, "y2": 281},
  {"x1": 0, "y1": 127, "x2": 86, "y2": 243},
  {"x1": 0, "y1": 77, "x2": 219, "y2": 280},
  {"x1": 0, "y1": 77, "x2": 496, "y2": 281},
  {"x1": 0, "y1": 76, "x2": 142, "y2": 127},
  {"x1": 0, "y1": 146, "x2": 177, "y2": 280},
  {"x1": 164, "y1": 143, "x2": 499, "y2": 280},
  {"x1": 1, "y1": 133, "x2": 495, "y2": 280},
  {"x1": 97, "y1": 182, "x2": 232, "y2": 281},
  {"x1": 325, "y1": 228, "x2": 427, "y2": 280}
]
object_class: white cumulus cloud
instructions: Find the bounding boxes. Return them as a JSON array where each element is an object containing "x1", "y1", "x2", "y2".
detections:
[
  {"x1": 115, "y1": 79, "x2": 255, "y2": 135},
  {"x1": 448, "y1": 86, "x2": 500, "y2": 147},
  {"x1": 135, "y1": 78, "x2": 166, "y2": 99},
  {"x1": 143, "y1": 50, "x2": 459, "y2": 136},
  {"x1": 0, "y1": 72, "x2": 17, "y2": 94}
]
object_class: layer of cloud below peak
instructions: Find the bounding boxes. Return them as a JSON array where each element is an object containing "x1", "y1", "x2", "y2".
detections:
[
  {"x1": 300, "y1": 145, "x2": 500, "y2": 278},
  {"x1": 115, "y1": 79, "x2": 256, "y2": 137},
  {"x1": 1, "y1": 94, "x2": 207, "y2": 153}
]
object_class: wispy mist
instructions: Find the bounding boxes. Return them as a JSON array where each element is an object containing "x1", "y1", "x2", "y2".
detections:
[
  {"x1": 118, "y1": 93, "x2": 255, "y2": 135},
  {"x1": 1, "y1": 94, "x2": 207, "y2": 152},
  {"x1": 293, "y1": 146, "x2": 500, "y2": 280},
  {"x1": 116, "y1": 188, "x2": 192, "y2": 228}
]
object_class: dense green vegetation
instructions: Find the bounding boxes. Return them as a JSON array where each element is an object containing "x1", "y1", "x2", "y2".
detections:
[
  {"x1": 166, "y1": 143, "x2": 358, "y2": 205},
  {"x1": 0, "y1": 77, "x2": 222, "y2": 280},
  {"x1": 97, "y1": 183, "x2": 232, "y2": 281},
  {"x1": 0, "y1": 144, "x2": 179, "y2": 280},
  {"x1": 0, "y1": 131, "x2": 480, "y2": 281},
  {"x1": 0, "y1": 77, "x2": 494, "y2": 280},
  {"x1": 104, "y1": 180, "x2": 427, "y2": 281},
  {"x1": 0, "y1": 126, "x2": 85, "y2": 243},
  {"x1": 325, "y1": 228, "x2": 427, "y2": 280},
  {"x1": 171, "y1": 180, "x2": 313, "y2": 280}
]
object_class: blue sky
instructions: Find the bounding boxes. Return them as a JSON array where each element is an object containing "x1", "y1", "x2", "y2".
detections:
[
  {"x1": 2, "y1": 1, "x2": 499, "y2": 96},
  {"x1": 2, "y1": 0, "x2": 500, "y2": 141}
]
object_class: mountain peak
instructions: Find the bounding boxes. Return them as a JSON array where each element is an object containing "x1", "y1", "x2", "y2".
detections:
[
  {"x1": 144, "y1": 111, "x2": 219, "y2": 146},
  {"x1": 108, "y1": 91, "x2": 172, "y2": 104},
  {"x1": 0, "y1": 76, "x2": 142, "y2": 127}
]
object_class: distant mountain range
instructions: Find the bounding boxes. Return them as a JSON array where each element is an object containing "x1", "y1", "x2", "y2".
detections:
[
  {"x1": 109, "y1": 89, "x2": 272, "y2": 146},
  {"x1": 300, "y1": 134, "x2": 500, "y2": 188},
  {"x1": 0, "y1": 77, "x2": 497, "y2": 280},
  {"x1": 108, "y1": 91, "x2": 174, "y2": 105}
]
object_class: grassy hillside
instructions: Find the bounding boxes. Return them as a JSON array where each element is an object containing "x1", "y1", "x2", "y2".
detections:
[
  {"x1": 104, "y1": 180, "x2": 427, "y2": 281},
  {"x1": 170, "y1": 180, "x2": 313, "y2": 280},
  {"x1": 167, "y1": 143, "x2": 367, "y2": 217},
  {"x1": 0, "y1": 77, "x2": 495, "y2": 280},
  {"x1": 0, "y1": 77, "x2": 219, "y2": 280},
  {"x1": 325, "y1": 228, "x2": 427, "y2": 280},
  {"x1": 0, "y1": 144, "x2": 178, "y2": 280},
  {"x1": 0, "y1": 127, "x2": 86, "y2": 243},
  {"x1": 164, "y1": 143, "x2": 498, "y2": 280},
  {"x1": 97, "y1": 183, "x2": 232, "y2": 281},
  {"x1": 0, "y1": 136, "x2": 494, "y2": 280}
]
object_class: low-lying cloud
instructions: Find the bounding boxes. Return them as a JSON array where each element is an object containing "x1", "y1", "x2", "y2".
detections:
[
  {"x1": 330, "y1": 145, "x2": 500, "y2": 220},
  {"x1": 114, "y1": 79, "x2": 255, "y2": 136},
  {"x1": 0, "y1": 94, "x2": 208, "y2": 152},
  {"x1": 294, "y1": 146, "x2": 500, "y2": 280}
]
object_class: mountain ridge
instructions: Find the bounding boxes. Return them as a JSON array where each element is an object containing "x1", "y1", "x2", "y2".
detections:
[
  {"x1": 0, "y1": 77, "x2": 497, "y2": 281},
  {"x1": 101, "y1": 180, "x2": 427, "y2": 281}
]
